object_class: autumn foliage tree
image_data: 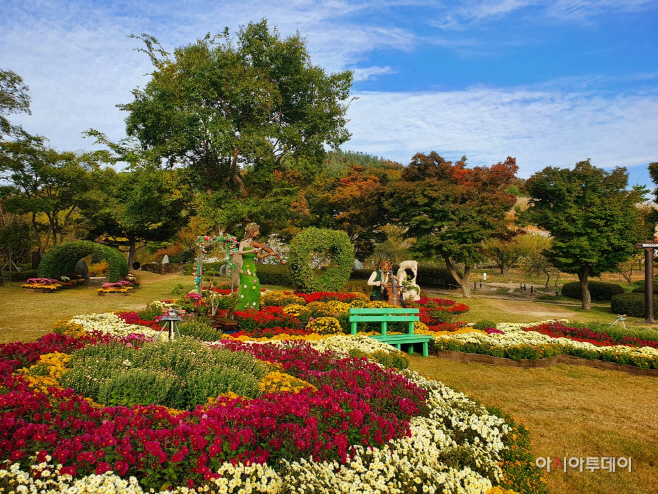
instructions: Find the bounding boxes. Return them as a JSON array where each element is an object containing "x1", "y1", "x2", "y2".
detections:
[
  {"x1": 387, "y1": 152, "x2": 519, "y2": 297},
  {"x1": 306, "y1": 162, "x2": 402, "y2": 259}
]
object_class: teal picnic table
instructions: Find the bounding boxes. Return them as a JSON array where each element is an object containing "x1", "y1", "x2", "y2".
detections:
[{"x1": 348, "y1": 307, "x2": 432, "y2": 357}]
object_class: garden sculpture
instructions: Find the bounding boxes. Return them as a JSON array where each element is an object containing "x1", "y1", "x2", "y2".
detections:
[
  {"x1": 397, "y1": 260, "x2": 421, "y2": 302},
  {"x1": 235, "y1": 223, "x2": 285, "y2": 311},
  {"x1": 368, "y1": 260, "x2": 400, "y2": 304}
]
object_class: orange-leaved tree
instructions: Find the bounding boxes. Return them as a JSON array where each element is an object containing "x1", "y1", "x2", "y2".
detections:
[{"x1": 386, "y1": 152, "x2": 519, "y2": 297}]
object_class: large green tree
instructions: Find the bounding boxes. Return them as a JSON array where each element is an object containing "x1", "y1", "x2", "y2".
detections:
[
  {"x1": 0, "y1": 135, "x2": 104, "y2": 256},
  {"x1": 82, "y1": 167, "x2": 190, "y2": 268},
  {"x1": 0, "y1": 69, "x2": 31, "y2": 139},
  {"x1": 386, "y1": 152, "x2": 518, "y2": 297},
  {"x1": 118, "y1": 20, "x2": 352, "y2": 204},
  {"x1": 523, "y1": 160, "x2": 644, "y2": 310}
]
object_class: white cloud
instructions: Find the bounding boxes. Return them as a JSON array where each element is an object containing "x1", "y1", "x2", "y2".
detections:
[
  {"x1": 430, "y1": 0, "x2": 658, "y2": 28},
  {"x1": 351, "y1": 66, "x2": 397, "y2": 81},
  {"x1": 345, "y1": 86, "x2": 658, "y2": 176}
]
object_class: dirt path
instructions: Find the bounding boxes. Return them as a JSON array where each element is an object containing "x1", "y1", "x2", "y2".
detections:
[
  {"x1": 419, "y1": 287, "x2": 613, "y2": 324},
  {"x1": 476, "y1": 299, "x2": 577, "y2": 318}
]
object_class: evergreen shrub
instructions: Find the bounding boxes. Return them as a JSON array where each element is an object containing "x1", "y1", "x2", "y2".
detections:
[
  {"x1": 257, "y1": 264, "x2": 293, "y2": 287},
  {"x1": 631, "y1": 279, "x2": 658, "y2": 294},
  {"x1": 561, "y1": 281, "x2": 624, "y2": 301},
  {"x1": 287, "y1": 228, "x2": 354, "y2": 293},
  {"x1": 351, "y1": 264, "x2": 455, "y2": 288},
  {"x1": 38, "y1": 240, "x2": 128, "y2": 282},
  {"x1": 610, "y1": 293, "x2": 658, "y2": 317}
]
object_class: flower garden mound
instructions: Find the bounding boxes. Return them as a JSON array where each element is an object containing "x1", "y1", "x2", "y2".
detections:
[
  {"x1": 0, "y1": 307, "x2": 546, "y2": 493},
  {"x1": 434, "y1": 320, "x2": 658, "y2": 370}
]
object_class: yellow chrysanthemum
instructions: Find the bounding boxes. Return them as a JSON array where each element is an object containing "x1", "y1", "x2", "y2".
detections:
[
  {"x1": 281, "y1": 304, "x2": 307, "y2": 317},
  {"x1": 18, "y1": 352, "x2": 71, "y2": 393},
  {"x1": 259, "y1": 371, "x2": 316, "y2": 394},
  {"x1": 306, "y1": 317, "x2": 343, "y2": 335}
]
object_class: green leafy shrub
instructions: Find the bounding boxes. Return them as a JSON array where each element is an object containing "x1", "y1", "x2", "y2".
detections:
[
  {"x1": 0, "y1": 269, "x2": 39, "y2": 281},
  {"x1": 61, "y1": 338, "x2": 268, "y2": 410},
  {"x1": 473, "y1": 320, "x2": 497, "y2": 330},
  {"x1": 610, "y1": 292, "x2": 658, "y2": 317},
  {"x1": 98, "y1": 368, "x2": 178, "y2": 407},
  {"x1": 347, "y1": 348, "x2": 409, "y2": 369},
  {"x1": 341, "y1": 280, "x2": 370, "y2": 294},
  {"x1": 352, "y1": 264, "x2": 455, "y2": 288},
  {"x1": 257, "y1": 264, "x2": 293, "y2": 286},
  {"x1": 561, "y1": 281, "x2": 624, "y2": 301},
  {"x1": 39, "y1": 240, "x2": 128, "y2": 282},
  {"x1": 288, "y1": 228, "x2": 354, "y2": 293},
  {"x1": 138, "y1": 303, "x2": 164, "y2": 321},
  {"x1": 214, "y1": 293, "x2": 239, "y2": 310},
  {"x1": 415, "y1": 264, "x2": 457, "y2": 288},
  {"x1": 141, "y1": 262, "x2": 163, "y2": 274},
  {"x1": 169, "y1": 250, "x2": 196, "y2": 264},
  {"x1": 349, "y1": 269, "x2": 375, "y2": 280},
  {"x1": 631, "y1": 279, "x2": 658, "y2": 294},
  {"x1": 178, "y1": 320, "x2": 222, "y2": 341}
]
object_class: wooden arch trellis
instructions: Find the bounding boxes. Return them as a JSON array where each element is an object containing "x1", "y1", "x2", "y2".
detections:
[{"x1": 195, "y1": 235, "x2": 239, "y2": 294}]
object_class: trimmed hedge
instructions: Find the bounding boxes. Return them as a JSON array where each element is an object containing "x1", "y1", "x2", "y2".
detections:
[
  {"x1": 0, "y1": 269, "x2": 39, "y2": 281},
  {"x1": 38, "y1": 241, "x2": 128, "y2": 282},
  {"x1": 257, "y1": 264, "x2": 293, "y2": 287},
  {"x1": 561, "y1": 281, "x2": 624, "y2": 301},
  {"x1": 416, "y1": 264, "x2": 458, "y2": 288},
  {"x1": 287, "y1": 228, "x2": 354, "y2": 293},
  {"x1": 350, "y1": 263, "x2": 456, "y2": 289},
  {"x1": 631, "y1": 279, "x2": 658, "y2": 294},
  {"x1": 611, "y1": 292, "x2": 658, "y2": 318}
]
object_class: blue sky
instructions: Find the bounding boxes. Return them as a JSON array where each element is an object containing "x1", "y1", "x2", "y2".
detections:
[{"x1": 1, "y1": 0, "x2": 657, "y2": 188}]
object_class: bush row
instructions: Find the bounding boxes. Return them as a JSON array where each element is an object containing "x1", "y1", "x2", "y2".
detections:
[
  {"x1": 611, "y1": 292, "x2": 658, "y2": 318},
  {"x1": 631, "y1": 279, "x2": 658, "y2": 294},
  {"x1": 351, "y1": 264, "x2": 457, "y2": 289},
  {"x1": 0, "y1": 269, "x2": 39, "y2": 281},
  {"x1": 561, "y1": 281, "x2": 624, "y2": 301}
]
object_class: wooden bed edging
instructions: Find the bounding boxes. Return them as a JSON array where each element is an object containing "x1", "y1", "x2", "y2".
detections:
[{"x1": 435, "y1": 350, "x2": 658, "y2": 377}]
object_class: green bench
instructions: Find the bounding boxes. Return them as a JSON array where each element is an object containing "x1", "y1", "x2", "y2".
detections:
[{"x1": 348, "y1": 307, "x2": 432, "y2": 357}]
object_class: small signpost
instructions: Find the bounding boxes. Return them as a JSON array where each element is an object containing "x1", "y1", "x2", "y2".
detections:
[{"x1": 636, "y1": 241, "x2": 658, "y2": 323}]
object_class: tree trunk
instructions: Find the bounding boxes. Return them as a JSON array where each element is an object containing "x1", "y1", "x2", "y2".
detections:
[
  {"x1": 445, "y1": 256, "x2": 472, "y2": 297},
  {"x1": 502, "y1": 265, "x2": 510, "y2": 280},
  {"x1": 127, "y1": 237, "x2": 137, "y2": 270},
  {"x1": 543, "y1": 267, "x2": 551, "y2": 289},
  {"x1": 230, "y1": 149, "x2": 246, "y2": 193},
  {"x1": 579, "y1": 265, "x2": 591, "y2": 311}
]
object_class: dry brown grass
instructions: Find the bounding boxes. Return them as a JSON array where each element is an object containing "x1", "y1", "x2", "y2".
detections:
[{"x1": 408, "y1": 356, "x2": 658, "y2": 494}]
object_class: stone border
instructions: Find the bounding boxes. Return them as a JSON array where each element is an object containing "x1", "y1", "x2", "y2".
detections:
[
  {"x1": 97, "y1": 292, "x2": 130, "y2": 297},
  {"x1": 435, "y1": 350, "x2": 658, "y2": 377}
]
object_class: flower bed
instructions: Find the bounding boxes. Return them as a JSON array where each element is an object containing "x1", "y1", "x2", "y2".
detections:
[
  {"x1": 22, "y1": 278, "x2": 62, "y2": 292},
  {"x1": 525, "y1": 321, "x2": 658, "y2": 349},
  {"x1": 433, "y1": 321, "x2": 658, "y2": 369},
  {"x1": 96, "y1": 274, "x2": 140, "y2": 294},
  {"x1": 0, "y1": 302, "x2": 546, "y2": 493}
]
